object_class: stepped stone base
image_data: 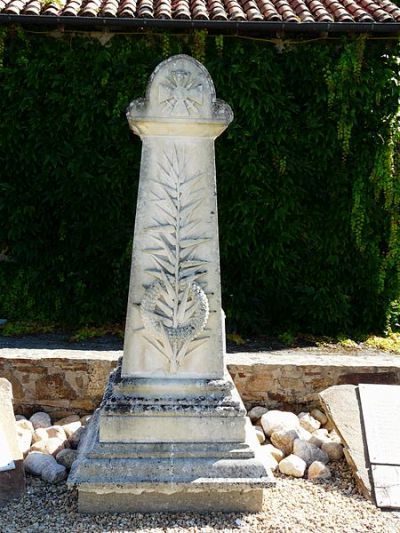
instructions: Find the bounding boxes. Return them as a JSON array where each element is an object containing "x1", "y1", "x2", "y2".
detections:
[{"x1": 68, "y1": 362, "x2": 274, "y2": 513}]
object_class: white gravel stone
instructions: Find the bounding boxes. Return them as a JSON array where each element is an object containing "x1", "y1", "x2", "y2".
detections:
[
  {"x1": 321, "y1": 442, "x2": 344, "y2": 461},
  {"x1": 308, "y1": 461, "x2": 332, "y2": 480},
  {"x1": 255, "y1": 427, "x2": 265, "y2": 444},
  {"x1": 311, "y1": 408, "x2": 328, "y2": 425},
  {"x1": 3, "y1": 459, "x2": 400, "y2": 533},
  {"x1": 16, "y1": 419, "x2": 34, "y2": 434},
  {"x1": 261, "y1": 410, "x2": 300, "y2": 437},
  {"x1": 270, "y1": 429, "x2": 301, "y2": 456},
  {"x1": 62, "y1": 421, "x2": 82, "y2": 439},
  {"x1": 247, "y1": 406, "x2": 268, "y2": 422},
  {"x1": 263, "y1": 444, "x2": 284, "y2": 463},
  {"x1": 298, "y1": 412, "x2": 321, "y2": 432},
  {"x1": 30, "y1": 437, "x2": 66, "y2": 456},
  {"x1": 33, "y1": 426, "x2": 67, "y2": 443},
  {"x1": 279, "y1": 454, "x2": 307, "y2": 477},
  {"x1": 55, "y1": 448, "x2": 78, "y2": 469},
  {"x1": 16, "y1": 427, "x2": 32, "y2": 456},
  {"x1": 29, "y1": 412, "x2": 52, "y2": 430},
  {"x1": 309, "y1": 428, "x2": 331, "y2": 448},
  {"x1": 293, "y1": 439, "x2": 329, "y2": 466}
]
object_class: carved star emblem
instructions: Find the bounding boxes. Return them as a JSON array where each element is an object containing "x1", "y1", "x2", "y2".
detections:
[{"x1": 159, "y1": 70, "x2": 204, "y2": 116}]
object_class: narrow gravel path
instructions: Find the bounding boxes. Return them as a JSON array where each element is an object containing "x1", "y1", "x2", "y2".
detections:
[{"x1": 1, "y1": 462, "x2": 399, "y2": 533}]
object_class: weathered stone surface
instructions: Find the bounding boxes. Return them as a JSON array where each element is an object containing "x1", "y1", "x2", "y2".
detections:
[
  {"x1": 15, "y1": 415, "x2": 26, "y2": 421},
  {"x1": 56, "y1": 448, "x2": 78, "y2": 469},
  {"x1": 270, "y1": 429, "x2": 300, "y2": 456},
  {"x1": 319, "y1": 385, "x2": 371, "y2": 499},
  {"x1": 263, "y1": 444, "x2": 284, "y2": 463},
  {"x1": 30, "y1": 437, "x2": 65, "y2": 456},
  {"x1": 293, "y1": 439, "x2": 329, "y2": 466},
  {"x1": 69, "y1": 56, "x2": 274, "y2": 513},
  {"x1": 311, "y1": 408, "x2": 328, "y2": 425},
  {"x1": 279, "y1": 455, "x2": 306, "y2": 477},
  {"x1": 247, "y1": 406, "x2": 268, "y2": 422},
  {"x1": 321, "y1": 442, "x2": 344, "y2": 461},
  {"x1": 0, "y1": 378, "x2": 25, "y2": 506},
  {"x1": 329, "y1": 430, "x2": 342, "y2": 444},
  {"x1": 261, "y1": 411, "x2": 300, "y2": 437},
  {"x1": 29, "y1": 412, "x2": 51, "y2": 430},
  {"x1": 298, "y1": 412, "x2": 321, "y2": 432},
  {"x1": 308, "y1": 461, "x2": 331, "y2": 480}
]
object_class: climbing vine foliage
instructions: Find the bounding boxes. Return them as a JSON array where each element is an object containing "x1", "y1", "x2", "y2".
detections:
[{"x1": 0, "y1": 29, "x2": 399, "y2": 335}]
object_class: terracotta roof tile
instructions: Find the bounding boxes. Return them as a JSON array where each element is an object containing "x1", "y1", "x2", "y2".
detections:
[{"x1": 0, "y1": 0, "x2": 399, "y2": 23}]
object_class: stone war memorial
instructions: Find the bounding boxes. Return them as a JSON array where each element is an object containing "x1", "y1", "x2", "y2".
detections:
[{"x1": 68, "y1": 55, "x2": 274, "y2": 512}]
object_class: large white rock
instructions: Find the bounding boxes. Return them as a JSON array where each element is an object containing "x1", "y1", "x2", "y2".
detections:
[
  {"x1": 258, "y1": 449, "x2": 278, "y2": 471},
  {"x1": 32, "y1": 426, "x2": 67, "y2": 444},
  {"x1": 29, "y1": 412, "x2": 51, "y2": 430},
  {"x1": 321, "y1": 442, "x2": 344, "y2": 461},
  {"x1": 261, "y1": 411, "x2": 300, "y2": 437},
  {"x1": 30, "y1": 437, "x2": 66, "y2": 456},
  {"x1": 298, "y1": 412, "x2": 321, "y2": 433},
  {"x1": 279, "y1": 455, "x2": 306, "y2": 477},
  {"x1": 308, "y1": 461, "x2": 331, "y2": 480},
  {"x1": 16, "y1": 419, "x2": 34, "y2": 434},
  {"x1": 310, "y1": 408, "x2": 328, "y2": 425},
  {"x1": 247, "y1": 406, "x2": 268, "y2": 422},
  {"x1": 293, "y1": 439, "x2": 329, "y2": 466},
  {"x1": 62, "y1": 421, "x2": 82, "y2": 439},
  {"x1": 263, "y1": 444, "x2": 284, "y2": 463},
  {"x1": 329, "y1": 430, "x2": 342, "y2": 444},
  {"x1": 270, "y1": 429, "x2": 301, "y2": 456}
]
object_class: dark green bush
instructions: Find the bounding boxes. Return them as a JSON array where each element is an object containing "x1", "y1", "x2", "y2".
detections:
[{"x1": 0, "y1": 30, "x2": 399, "y2": 335}]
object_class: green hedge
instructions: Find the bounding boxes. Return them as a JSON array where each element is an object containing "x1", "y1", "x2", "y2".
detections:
[{"x1": 0, "y1": 30, "x2": 399, "y2": 335}]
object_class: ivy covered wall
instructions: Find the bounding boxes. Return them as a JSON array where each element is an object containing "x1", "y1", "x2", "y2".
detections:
[{"x1": 0, "y1": 29, "x2": 399, "y2": 335}]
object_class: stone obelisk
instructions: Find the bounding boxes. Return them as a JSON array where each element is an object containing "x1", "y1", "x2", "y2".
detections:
[{"x1": 69, "y1": 55, "x2": 274, "y2": 513}]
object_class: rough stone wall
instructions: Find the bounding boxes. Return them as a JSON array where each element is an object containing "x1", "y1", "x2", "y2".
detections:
[
  {"x1": 0, "y1": 349, "x2": 121, "y2": 418},
  {"x1": 1, "y1": 348, "x2": 400, "y2": 416}
]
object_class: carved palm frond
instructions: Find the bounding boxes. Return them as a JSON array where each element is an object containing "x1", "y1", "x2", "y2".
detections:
[{"x1": 141, "y1": 143, "x2": 210, "y2": 372}]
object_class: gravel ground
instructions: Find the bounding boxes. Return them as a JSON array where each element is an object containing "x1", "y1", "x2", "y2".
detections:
[{"x1": 1, "y1": 461, "x2": 399, "y2": 533}]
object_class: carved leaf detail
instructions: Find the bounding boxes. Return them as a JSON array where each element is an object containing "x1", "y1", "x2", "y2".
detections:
[{"x1": 141, "y1": 143, "x2": 210, "y2": 373}]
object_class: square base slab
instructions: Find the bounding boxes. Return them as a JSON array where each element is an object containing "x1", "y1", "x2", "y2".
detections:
[
  {"x1": 78, "y1": 487, "x2": 265, "y2": 513},
  {"x1": 68, "y1": 365, "x2": 274, "y2": 513}
]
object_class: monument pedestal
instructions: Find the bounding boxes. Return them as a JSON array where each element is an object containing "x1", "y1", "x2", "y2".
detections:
[
  {"x1": 68, "y1": 55, "x2": 274, "y2": 512},
  {"x1": 70, "y1": 359, "x2": 274, "y2": 512}
]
